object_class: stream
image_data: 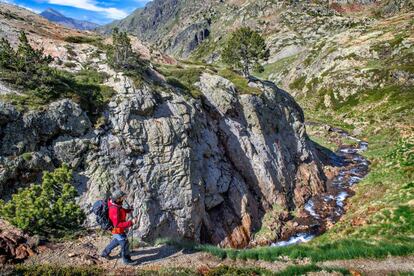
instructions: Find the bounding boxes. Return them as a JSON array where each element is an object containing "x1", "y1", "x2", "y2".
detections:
[{"x1": 272, "y1": 126, "x2": 370, "y2": 247}]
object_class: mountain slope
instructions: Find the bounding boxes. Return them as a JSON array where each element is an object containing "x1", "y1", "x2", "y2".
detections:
[
  {"x1": 0, "y1": 0, "x2": 413, "y2": 269},
  {"x1": 99, "y1": 0, "x2": 413, "y2": 58},
  {"x1": 41, "y1": 8, "x2": 99, "y2": 31},
  {"x1": 99, "y1": 0, "x2": 212, "y2": 57}
]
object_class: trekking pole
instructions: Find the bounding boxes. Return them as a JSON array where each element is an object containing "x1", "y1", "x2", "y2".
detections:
[{"x1": 129, "y1": 205, "x2": 144, "y2": 251}]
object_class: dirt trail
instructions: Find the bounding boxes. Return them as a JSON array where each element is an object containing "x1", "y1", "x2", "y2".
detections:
[
  {"x1": 25, "y1": 234, "x2": 294, "y2": 273},
  {"x1": 23, "y1": 234, "x2": 414, "y2": 275}
]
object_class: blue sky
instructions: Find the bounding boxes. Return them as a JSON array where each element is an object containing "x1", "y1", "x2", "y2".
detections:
[{"x1": 1, "y1": 0, "x2": 151, "y2": 25}]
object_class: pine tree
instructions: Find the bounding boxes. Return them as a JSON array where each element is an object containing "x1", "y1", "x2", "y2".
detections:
[
  {"x1": 107, "y1": 28, "x2": 137, "y2": 69},
  {"x1": 16, "y1": 31, "x2": 49, "y2": 69},
  {"x1": 222, "y1": 27, "x2": 269, "y2": 77},
  {"x1": 0, "y1": 38, "x2": 16, "y2": 69},
  {"x1": 15, "y1": 31, "x2": 52, "y2": 86},
  {"x1": 0, "y1": 165, "x2": 85, "y2": 235}
]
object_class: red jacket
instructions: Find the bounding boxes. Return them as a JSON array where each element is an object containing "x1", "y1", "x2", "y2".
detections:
[{"x1": 108, "y1": 199, "x2": 132, "y2": 234}]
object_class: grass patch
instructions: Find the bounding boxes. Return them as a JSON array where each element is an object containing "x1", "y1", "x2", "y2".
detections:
[
  {"x1": 205, "y1": 266, "x2": 273, "y2": 275},
  {"x1": 135, "y1": 267, "x2": 199, "y2": 276},
  {"x1": 12, "y1": 264, "x2": 103, "y2": 276},
  {"x1": 218, "y1": 68, "x2": 261, "y2": 95},
  {"x1": 64, "y1": 35, "x2": 99, "y2": 44},
  {"x1": 157, "y1": 237, "x2": 414, "y2": 263},
  {"x1": 190, "y1": 38, "x2": 219, "y2": 62},
  {"x1": 197, "y1": 239, "x2": 414, "y2": 262},
  {"x1": 276, "y1": 264, "x2": 350, "y2": 276},
  {"x1": 63, "y1": 61, "x2": 77, "y2": 68},
  {"x1": 156, "y1": 64, "x2": 204, "y2": 98},
  {"x1": 12, "y1": 264, "x2": 322, "y2": 276},
  {"x1": 0, "y1": 68, "x2": 115, "y2": 123},
  {"x1": 254, "y1": 55, "x2": 298, "y2": 80},
  {"x1": 253, "y1": 204, "x2": 284, "y2": 242},
  {"x1": 289, "y1": 75, "x2": 307, "y2": 91},
  {"x1": 63, "y1": 35, "x2": 107, "y2": 50}
]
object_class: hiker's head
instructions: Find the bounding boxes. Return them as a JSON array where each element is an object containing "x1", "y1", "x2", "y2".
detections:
[{"x1": 111, "y1": 189, "x2": 126, "y2": 204}]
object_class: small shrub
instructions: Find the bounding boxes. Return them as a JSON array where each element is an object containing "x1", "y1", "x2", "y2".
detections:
[
  {"x1": 167, "y1": 77, "x2": 189, "y2": 90},
  {"x1": 21, "y1": 152, "x2": 33, "y2": 161},
  {"x1": 157, "y1": 65, "x2": 203, "y2": 98},
  {"x1": 64, "y1": 35, "x2": 98, "y2": 44},
  {"x1": 0, "y1": 165, "x2": 85, "y2": 236},
  {"x1": 289, "y1": 76, "x2": 307, "y2": 91},
  {"x1": 218, "y1": 68, "x2": 261, "y2": 95},
  {"x1": 64, "y1": 62, "x2": 77, "y2": 68},
  {"x1": 206, "y1": 265, "x2": 273, "y2": 276}
]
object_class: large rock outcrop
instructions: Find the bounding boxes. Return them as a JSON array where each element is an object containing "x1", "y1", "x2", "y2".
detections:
[{"x1": 0, "y1": 73, "x2": 325, "y2": 247}]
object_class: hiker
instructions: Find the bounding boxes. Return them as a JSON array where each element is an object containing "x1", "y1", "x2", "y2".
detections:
[{"x1": 101, "y1": 189, "x2": 138, "y2": 265}]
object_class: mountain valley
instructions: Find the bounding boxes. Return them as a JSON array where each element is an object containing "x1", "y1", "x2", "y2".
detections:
[{"x1": 0, "y1": 0, "x2": 413, "y2": 275}]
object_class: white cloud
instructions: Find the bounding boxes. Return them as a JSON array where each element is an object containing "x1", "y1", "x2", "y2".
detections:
[
  {"x1": 19, "y1": 5, "x2": 42, "y2": 13},
  {"x1": 0, "y1": 0, "x2": 41, "y2": 13},
  {"x1": 46, "y1": 0, "x2": 128, "y2": 19}
]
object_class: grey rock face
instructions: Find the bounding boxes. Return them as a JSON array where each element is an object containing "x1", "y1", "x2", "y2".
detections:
[
  {"x1": 0, "y1": 74, "x2": 326, "y2": 247},
  {"x1": 168, "y1": 21, "x2": 210, "y2": 57},
  {"x1": 0, "y1": 99, "x2": 91, "y2": 156},
  {"x1": 98, "y1": 0, "x2": 212, "y2": 57}
]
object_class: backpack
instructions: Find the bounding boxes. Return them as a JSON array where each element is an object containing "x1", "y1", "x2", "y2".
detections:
[{"x1": 92, "y1": 199, "x2": 113, "y2": 231}]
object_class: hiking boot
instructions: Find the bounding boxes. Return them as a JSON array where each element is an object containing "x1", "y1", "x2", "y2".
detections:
[
  {"x1": 122, "y1": 257, "x2": 135, "y2": 265},
  {"x1": 100, "y1": 253, "x2": 112, "y2": 260}
]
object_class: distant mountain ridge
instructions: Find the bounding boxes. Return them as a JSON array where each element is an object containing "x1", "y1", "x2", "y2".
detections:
[
  {"x1": 99, "y1": 0, "x2": 413, "y2": 58},
  {"x1": 40, "y1": 8, "x2": 99, "y2": 31}
]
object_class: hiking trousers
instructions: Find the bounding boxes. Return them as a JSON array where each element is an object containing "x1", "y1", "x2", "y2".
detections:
[{"x1": 102, "y1": 233, "x2": 130, "y2": 260}]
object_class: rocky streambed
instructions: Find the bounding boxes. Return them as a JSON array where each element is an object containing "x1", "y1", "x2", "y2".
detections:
[{"x1": 272, "y1": 124, "x2": 370, "y2": 247}]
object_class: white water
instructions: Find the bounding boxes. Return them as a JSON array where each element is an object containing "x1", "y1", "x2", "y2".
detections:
[
  {"x1": 349, "y1": 176, "x2": 362, "y2": 185},
  {"x1": 304, "y1": 200, "x2": 319, "y2": 218},
  {"x1": 271, "y1": 127, "x2": 369, "y2": 247},
  {"x1": 271, "y1": 233, "x2": 315, "y2": 247},
  {"x1": 336, "y1": 191, "x2": 348, "y2": 208}
]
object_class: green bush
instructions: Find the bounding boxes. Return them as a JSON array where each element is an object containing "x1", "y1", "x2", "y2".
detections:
[
  {"x1": 64, "y1": 35, "x2": 100, "y2": 44},
  {"x1": 64, "y1": 62, "x2": 77, "y2": 68},
  {"x1": 21, "y1": 152, "x2": 33, "y2": 161},
  {"x1": 157, "y1": 65, "x2": 203, "y2": 98},
  {"x1": 0, "y1": 32, "x2": 115, "y2": 118},
  {"x1": 0, "y1": 165, "x2": 85, "y2": 236},
  {"x1": 218, "y1": 68, "x2": 261, "y2": 95},
  {"x1": 289, "y1": 76, "x2": 307, "y2": 91}
]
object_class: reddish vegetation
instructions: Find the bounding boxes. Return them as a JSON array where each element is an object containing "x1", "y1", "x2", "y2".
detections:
[
  {"x1": 330, "y1": 3, "x2": 365, "y2": 13},
  {"x1": 329, "y1": 2, "x2": 382, "y2": 14}
]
